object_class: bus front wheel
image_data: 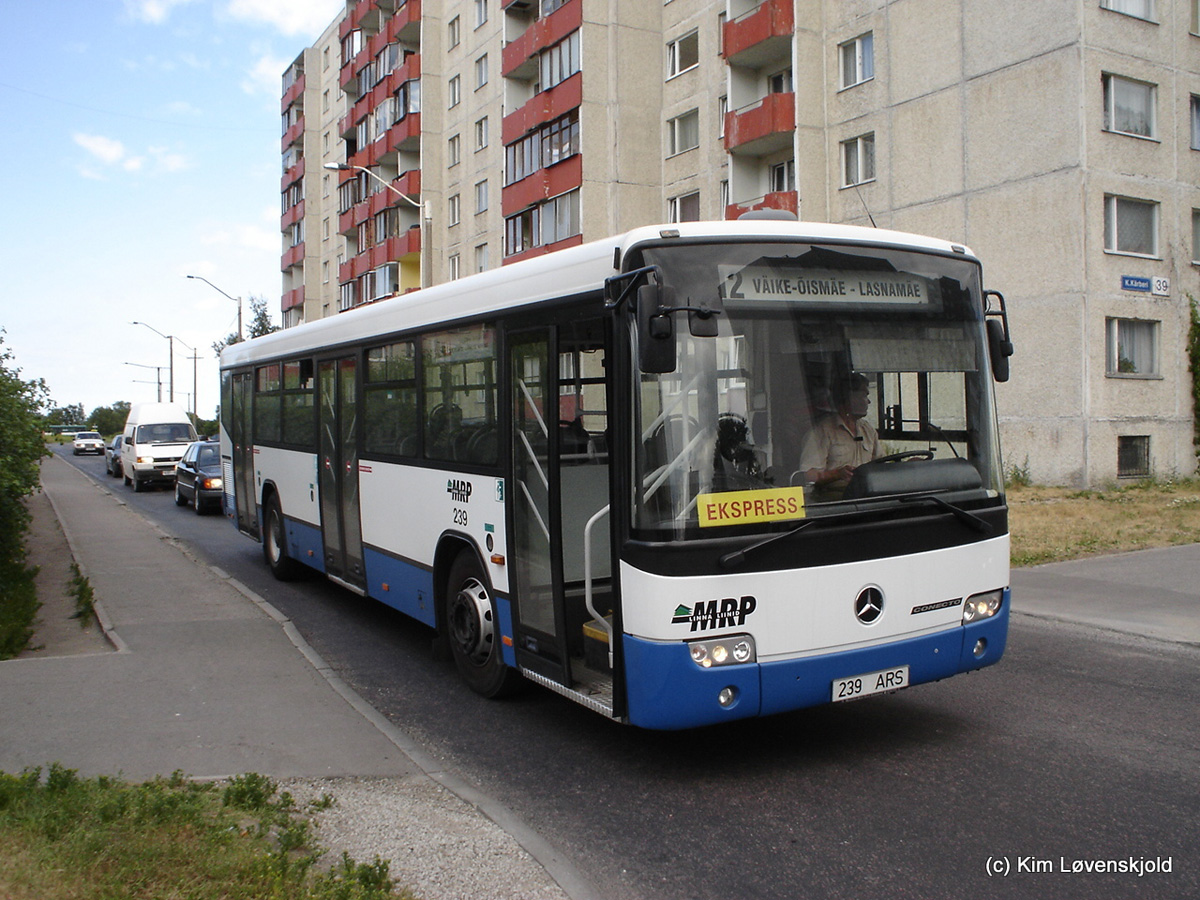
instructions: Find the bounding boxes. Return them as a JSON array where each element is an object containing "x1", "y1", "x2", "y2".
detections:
[
  {"x1": 445, "y1": 553, "x2": 521, "y2": 698},
  {"x1": 263, "y1": 495, "x2": 301, "y2": 581}
]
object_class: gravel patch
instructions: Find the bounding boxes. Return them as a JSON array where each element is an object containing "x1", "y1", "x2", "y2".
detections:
[{"x1": 282, "y1": 776, "x2": 571, "y2": 900}]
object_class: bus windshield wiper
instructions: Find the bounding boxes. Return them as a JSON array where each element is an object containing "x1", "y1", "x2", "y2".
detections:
[
  {"x1": 900, "y1": 493, "x2": 991, "y2": 533},
  {"x1": 720, "y1": 519, "x2": 815, "y2": 568}
]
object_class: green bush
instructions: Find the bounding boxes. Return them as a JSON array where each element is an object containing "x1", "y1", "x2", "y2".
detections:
[{"x1": 0, "y1": 331, "x2": 51, "y2": 659}]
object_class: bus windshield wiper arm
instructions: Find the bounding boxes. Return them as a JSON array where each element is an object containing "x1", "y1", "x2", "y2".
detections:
[
  {"x1": 900, "y1": 493, "x2": 991, "y2": 533},
  {"x1": 720, "y1": 519, "x2": 815, "y2": 569}
]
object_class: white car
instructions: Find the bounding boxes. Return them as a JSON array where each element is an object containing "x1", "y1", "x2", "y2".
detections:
[{"x1": 72, "y1": 432, "x2": 105, "y2": 455}]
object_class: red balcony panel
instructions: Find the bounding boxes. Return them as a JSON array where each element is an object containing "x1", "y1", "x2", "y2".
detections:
[
  {"x1": 281, "y1": 242, "x2": 304, "y2": 271},
  {"x1": 502, "y1": 153, "x2": 583, "y2": 215},
  {"x1": 723, "y1": 0, "x2": 794, "y2": 68},
  {"x1": 281, "y1": 157, "x2": 305, "y2": 191},
  {"x1": 386, "y1": 112, "x2": 421, "y2": 154},
  {"x1": 281, "y1": 199, "x2": 305, "y2": 229},
  {"x1": 281, "y1": 119, "x2": 304, "y2": 152},
  {"x1": 503, "y1": 233, "x2": 584, "y2": 267},
  {"x1": 389, "y1": 0, "x2": 421, "y2": 43},
  {"x1": 281, "y1": 73, "x2": 305, "y2": 113},
  {"x1": 396, "y1": 168, "x2": 421, "y2": 197},
  {"x1": 724, "y1": 92, "x2": 795, "y2": 156},
  {"x1": 502, "y1": 0, "x2": 582, "y2": 76},
  {"x1": 502, "y1": 72, "x2": 582, "y2": 144},
  {"x1": 725, "y1": 190, "x2": 798, "y2": 221},
  {"x1": 281, "y1": 285, "x2": 305, "y2": 312}
]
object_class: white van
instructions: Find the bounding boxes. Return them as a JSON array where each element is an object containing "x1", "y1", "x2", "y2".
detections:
[{"x1": 121, "y1": 402, "x2": 197, "y2": 492}]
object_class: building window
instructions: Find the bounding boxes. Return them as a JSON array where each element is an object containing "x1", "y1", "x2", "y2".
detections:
[
  {"x1": 448, "y1": 194, "x2": 461, "y2": 227},
  {"x1": 1104, "y1": 194, "x2": 1157, "y2": 256},
  {"x1": 1117, "y1": 435, "x2": 1151, "y2": 478},
  {"x1": 541, "y1": 189, "x2": 580, "y2": 245},
  {"x1": 475, "y1": 0, "x2": 488, "y2": 28},
  {"x1": 476, "y1": 116, "x2": 489, "y2": 151},
  {"x1": 1101, "y1": 0, "x2": 1155, "y2": 21},
  {"x1": 448, "y1": 134, "x2": 461, "y2": 167},
  {"x1": 668, "y1": 109, "x2": 700, "y2": 155},
  {"x1": 538, "y1": 31, "x2": 580, "y2": 92},
  {"x1": 839, "y1": 33, "x2": 874, "y2": 89},
  {"x1": 1190, "y1": 95, "x2": 1200, "y2": 150},
  {"x1": 768, "y1": 68, "x2": 793, "y2": 95},
  {"x1": 448, "y1": 16, "x2": 460, "y2": 49},
  {"x1": 1106, "y1": 318, "x2": 1159, "y2": 376},
  {"x1": 841, "y1": 133, "x2": 876, "y2": 186},
  {"x1": 667, "y1": 30, "x2": 699, "y2": 79},
  {"x1": 475, "y1": 179, "x2": 489, "y2": 214},
  {"x1": 771, "y1": 158, "x2": 796, "y2": 192},
  {"x1": 1103, "y1": 74, "x2": 1155, "y2": 138},
  {"x1": 718, "y1": 95, "x2": 727, "y2": 137},
  {"x1": 449, "y1": 74, "x2": 461, "y2": 108},
  {"x1": 669, "y1": 191, "x2": 700, "y2": 222},
  {"x1": 1193, "y1": 0, "x2": 1200, "y2": 34},
  {"x1": 504, "y1": 111, "x2": 580, "y2": 184},
  {"x1": 1193, "y1": 209, "x2": 1200, "y2": 263},
  {"x1": 475, "y1": 54, "x2": 489, "y2": 90},
  {"x1": 449, "y1": 253, "x2": 461, "y2": 281},
  {"x1": 475, "y1": 243, "x2": 490, "y2": 273}
]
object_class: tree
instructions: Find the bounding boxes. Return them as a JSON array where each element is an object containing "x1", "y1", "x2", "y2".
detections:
[
  {"x1": 88, "y1": 401, "x2": 131, "y2": 437},
  {"x1": 212, "y1": 295, "x2": 280, "y2": 356},
  {"x1": 43, "y1": 403, "x2": 85, "y2": 428}
]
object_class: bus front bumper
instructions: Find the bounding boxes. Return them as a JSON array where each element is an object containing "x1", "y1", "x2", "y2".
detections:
[{"x1": 622, "y1": 596, "x2": 1010, "y2": 730}]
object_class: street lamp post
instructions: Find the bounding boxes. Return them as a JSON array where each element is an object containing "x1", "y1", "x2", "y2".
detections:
[
  {"x1": 173, "y1": 336, "x2": 198, "y2": 419},
  {"x1": 186, "y1": 275, "x2": 243, "y2": 342},
  {"x1": 124, "y1": 362, "x2": 165, "y2": 402},
  {"x1": 131, "y1": 321, "x2": 173, "y2": 402},
  {"x1": 324, "y1": 162, "x2": 432, "y2": 291}
]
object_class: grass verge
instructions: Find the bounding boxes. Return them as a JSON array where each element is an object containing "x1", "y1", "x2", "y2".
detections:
[
  {"x1": 1008, "y1": 476, "x2": 1200, "y2": 567},
  {"x1": 0, "y1": 766, "x2": 415, "y2": 900}
]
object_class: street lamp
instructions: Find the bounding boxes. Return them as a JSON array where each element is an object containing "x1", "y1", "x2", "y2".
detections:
[
  {"x1": 186, "y1": 274, "x2": 243, "y2": 342},
  {"x1": 173, "y1": 335, "x2": 198, "y2": 419},
  {"x1": 131, "y1": 321, "x2": 173, "y2": 402},
  {"x1": 324, "y1": 162, "x2": 432, "y2": 290},
  {"x1": 124, "y1": 362, "x2": 165, "y2": 402}
]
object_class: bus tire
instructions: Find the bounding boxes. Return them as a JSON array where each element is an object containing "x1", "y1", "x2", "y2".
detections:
[
  {"x1": 263, "y1": 494, "x2": 301, "y2": 581},
  {"x1": 445, "y1": 552, "x2": 522, "y2": 699}
]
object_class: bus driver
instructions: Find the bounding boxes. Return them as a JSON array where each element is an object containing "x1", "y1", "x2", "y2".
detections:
[{"x1": 798, "y1": 372, "x2": 881, "y2": 497}]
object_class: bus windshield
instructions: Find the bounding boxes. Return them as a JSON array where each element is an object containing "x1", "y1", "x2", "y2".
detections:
[{"x1": 630, "y1": 240, "x2": 1003, "y2": 540}]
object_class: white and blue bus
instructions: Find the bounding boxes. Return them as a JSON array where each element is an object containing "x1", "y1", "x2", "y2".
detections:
[{"x1": 220, "y1": 219, "x2": 1014, "y2": 730}]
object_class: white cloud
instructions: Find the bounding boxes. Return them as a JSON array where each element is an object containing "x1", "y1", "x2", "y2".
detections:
[
  {"x1": 223, "y1": 0, "x2": 343, "y2": 38},
  {"x1": 242, "y1": 49, "x2": 289, "y2": 96},
  {"x1": 123, "y1": 0, "x2": 196, "y2": 25},
  {"x1": 74, "y1": 133, "x2": 127, "y2": 164},
  {"x1": 201, "y1": 222, "x2": 279, "y2": 252}
]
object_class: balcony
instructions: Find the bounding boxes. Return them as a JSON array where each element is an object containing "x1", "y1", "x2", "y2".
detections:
[
  {"x1": 502, "y1": 72, "x2": 581, "y2": 145},
  {"x1": 281, "y1": 72, "x2": 305, "y2": 113},
  {"x1": 502, "y1": 0, "x2": 581, "y2": 77},
  {"x1": 281, "y1": 156, "x2": 305, "y2": 191},
  {"x1": 725, "y1": 190, "x2": 798, "y2": 221},
  {"x1": 723, "y1": 0, "x2": 794, "y2": 69},
  {"x1": 281, "y1": 241, "x2": 304, "y2": 271},
  {"x1": 724, "y1": 92, "x2": 795, "y2": 157},
  {"x1": 281, "y1": 285, "x2": 305, "y2": 313},
  {"x1": 339, "y1": 228, "x2": 421, "y2": 283},
  {"x1": 502, "y1": 154, "x2": 582, "y2": 216}
]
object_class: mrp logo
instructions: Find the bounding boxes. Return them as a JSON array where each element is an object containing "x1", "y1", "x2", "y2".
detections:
[
  {"x1": 672, "y1": 596, "x2": 757, "y2": 632},
  {"x1": 446, "y1": 479, "x2": 473, "y2": 503}
]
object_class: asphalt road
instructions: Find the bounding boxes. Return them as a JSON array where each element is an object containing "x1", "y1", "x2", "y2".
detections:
[{"x1": 63, "y1": 446, "x2": 1200, "y2": 900}]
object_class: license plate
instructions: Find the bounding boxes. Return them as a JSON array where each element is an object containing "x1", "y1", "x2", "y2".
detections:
[{"x1": 832, "y1": 665, "x2": 909, "y2": 702}]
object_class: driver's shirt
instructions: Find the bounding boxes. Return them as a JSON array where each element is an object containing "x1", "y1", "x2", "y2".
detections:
[{"x1": 798, "y1": 414, "x2": 880, "y2": 477}]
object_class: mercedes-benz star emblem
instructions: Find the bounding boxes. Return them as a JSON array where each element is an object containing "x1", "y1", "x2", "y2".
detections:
[{"x1": 855, "y1": 587, "x2": 884, "y2": 624}]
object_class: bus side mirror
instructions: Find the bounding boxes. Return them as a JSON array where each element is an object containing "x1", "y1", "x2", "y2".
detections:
[
  {"x1": 637, "y1": 284, "x2": 677, "y2": 373},
  {"x1": 986, "y1": 317, "x2": 1013, "y2": 383}
]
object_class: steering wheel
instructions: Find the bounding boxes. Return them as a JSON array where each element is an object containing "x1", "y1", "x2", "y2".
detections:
[{"x1": 870, "y1": 450, "x2": 935, "y2": 465}]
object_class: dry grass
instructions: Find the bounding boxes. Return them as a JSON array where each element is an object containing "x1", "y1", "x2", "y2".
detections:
[{"x1": 1008, "y1": 477, "x2": 1200, "y2": 567}]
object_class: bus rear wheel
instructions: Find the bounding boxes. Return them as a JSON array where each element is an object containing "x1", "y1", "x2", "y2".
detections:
[
  {"x1": 263, "y1": 495, "x2": 301, "y2": 581},
  {"x1": 445, "y1": 553, "x2": 521, "y2": 698}
]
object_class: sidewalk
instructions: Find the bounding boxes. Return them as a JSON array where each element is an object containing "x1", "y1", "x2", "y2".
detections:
[{"x1": 0, "y1": 456, "x2": 587, "y2": 900}]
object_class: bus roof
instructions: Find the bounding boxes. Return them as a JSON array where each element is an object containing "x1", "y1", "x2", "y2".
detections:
[{"x1": 221, "y1": 219, "x2": 976, "y2": 369}]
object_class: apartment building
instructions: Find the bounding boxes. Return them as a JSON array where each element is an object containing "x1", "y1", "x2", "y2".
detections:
[{"x1": 281, "y1": 0, "x2": 1200, "y2": 485}]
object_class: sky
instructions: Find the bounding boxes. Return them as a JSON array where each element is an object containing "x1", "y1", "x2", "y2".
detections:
[{"x1": 0, "y1": 0, "x2": 344, "y2": 421}]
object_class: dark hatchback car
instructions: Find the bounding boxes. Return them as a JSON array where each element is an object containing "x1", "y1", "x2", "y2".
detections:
[
  {"x1": 174, "y1": 440, "x2": 223, "y2": 514},
  {"x1": 105, "y1": 435, "x2": 124, "y2": 477}
]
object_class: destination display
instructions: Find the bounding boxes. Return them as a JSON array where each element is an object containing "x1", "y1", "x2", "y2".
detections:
[{"x1": 720, "y1": 265, "x2": 932, "y2": 308}]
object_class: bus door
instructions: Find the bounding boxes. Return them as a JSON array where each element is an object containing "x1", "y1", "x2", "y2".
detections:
[
  {"x1": 231, "y1": 371, "x2": 258, "y2": 538},
  {"x1": 509, "y1": 323, "x2": 613, "y2": 692},
  {"x1": 318, "y1": 356, "x2": 366, "y2": 591}
]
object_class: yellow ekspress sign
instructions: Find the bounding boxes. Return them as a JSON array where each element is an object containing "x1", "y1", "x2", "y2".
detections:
[{"x1": 697, "y1": 486, "x2": 807, "y2": 528}]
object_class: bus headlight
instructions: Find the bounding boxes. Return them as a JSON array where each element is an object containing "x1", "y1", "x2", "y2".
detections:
[
  {"x1": 688, "y1": 635, "x2": 756, "y2": 668},
  {"x1": 962, "y1": 589, "x2": 1003, "y2": 624}
]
